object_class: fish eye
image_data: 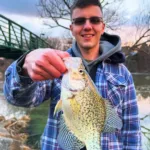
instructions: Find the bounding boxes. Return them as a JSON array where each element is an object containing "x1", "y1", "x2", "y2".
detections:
[{"x1": 79, "y1": 69, "x2": 84, "y2": 75}]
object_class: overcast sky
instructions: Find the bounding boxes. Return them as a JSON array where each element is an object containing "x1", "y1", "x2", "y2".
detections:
[
  {"x1": 0, "y1": 0, "x2": 39, "y2": 16},
  {"x1": 0, "y1": 0, "x2": 141, "y2": 38}
]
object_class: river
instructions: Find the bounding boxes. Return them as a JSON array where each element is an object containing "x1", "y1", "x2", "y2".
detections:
[{"x1": 0, "y1": 74, "x2": 150, "y2": 149}]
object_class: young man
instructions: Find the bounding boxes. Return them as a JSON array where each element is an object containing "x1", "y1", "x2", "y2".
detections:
[{"x1": 4, "y1": 0, "x2": 142, "y2": 149}]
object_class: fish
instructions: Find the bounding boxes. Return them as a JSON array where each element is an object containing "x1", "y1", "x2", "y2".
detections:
[{"x1": 54, "y1": 57, "x2": 122, "y2": 150}]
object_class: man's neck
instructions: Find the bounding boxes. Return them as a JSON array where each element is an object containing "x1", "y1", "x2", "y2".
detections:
[{"x1": 79, "y1": 46, "x2": 100, "y2": 61}]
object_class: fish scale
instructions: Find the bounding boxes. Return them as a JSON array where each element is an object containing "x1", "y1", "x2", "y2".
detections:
[
  {"x1": 54, "y1": 57, "x2": 122, "y2": 150},
  {"x1": 67, "y1": 87, "x2": 104, "y2": 150},
  {"x1": 73, "y1": 86, "x2": 105, "y2": 129}
]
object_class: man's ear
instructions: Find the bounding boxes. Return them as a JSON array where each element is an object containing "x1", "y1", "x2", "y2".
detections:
[
  {"x1": 70, "y1": 24, "x2": 73, "y2": 32},
  {"x1": 70, "y1": 24, "x2": 74, "y2": 36},
  {"x1": 101, "y1": 23, "x2": 105, "y2": 34}
]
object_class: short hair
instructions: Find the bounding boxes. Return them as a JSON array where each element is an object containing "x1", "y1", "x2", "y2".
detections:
[{"x1": 70, "y1": 0, "x2": 103, "y2": 17}]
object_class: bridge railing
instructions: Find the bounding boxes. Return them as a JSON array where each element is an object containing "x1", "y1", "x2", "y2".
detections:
[{"x1": 0, "y1": 14, "x2": 50, "y2": 52}]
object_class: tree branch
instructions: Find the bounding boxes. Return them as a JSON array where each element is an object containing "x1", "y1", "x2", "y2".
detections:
[
  {"x1": 63, "y1": 0, "x2": 71, "y2": 10},
  {"x1": 130, "y1": 28, "x2": 150, "y2": 50}
]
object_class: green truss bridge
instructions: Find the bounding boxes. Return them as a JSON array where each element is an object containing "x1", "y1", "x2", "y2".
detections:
[{"x1": 0, "y1": 14, "x2": 50, "y2": 59}]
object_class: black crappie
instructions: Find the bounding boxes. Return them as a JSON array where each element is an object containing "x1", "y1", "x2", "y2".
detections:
[{"x1": 54, "y1": 57, "x2": 122, "y2": 150}]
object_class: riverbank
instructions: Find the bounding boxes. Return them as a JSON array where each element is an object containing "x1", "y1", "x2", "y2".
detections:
[{"x1": 0, "y1": 81, "x2": 48, "y2": 149}]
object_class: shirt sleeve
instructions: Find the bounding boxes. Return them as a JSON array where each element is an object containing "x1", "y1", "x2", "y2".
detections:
[
  {"x1": 122, "y1": 73, "x2": 142, "y2": 150},
  {"x1": 3, "y1": 59, "x2": 52, "y2": 108}
]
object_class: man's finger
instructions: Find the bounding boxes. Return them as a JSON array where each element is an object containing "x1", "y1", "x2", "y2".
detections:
[
  {"x1": 55, "y1": 50, "x2": 70, "y2": 59},
  {"x1": 32, "y1": 64, "x2": 56, "y2": 80},
  {"x1": 46, "y1": 51, "x2": 68, "y2": 73},
  {"x1": 36, "y1": 62, "x2": 62, "y2": 79}
]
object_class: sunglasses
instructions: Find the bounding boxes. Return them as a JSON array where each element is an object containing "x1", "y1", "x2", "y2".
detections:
[{"x1": 72, "y1": 17, "x2": 103, "y2": 25}]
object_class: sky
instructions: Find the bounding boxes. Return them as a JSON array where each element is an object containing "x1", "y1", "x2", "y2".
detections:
[
  {"x1": 0, "y1": 0, "x2": 67, "y2": 37},
  {"x1": 0, "y1": 0, "x2": 141, "y2": 38}
]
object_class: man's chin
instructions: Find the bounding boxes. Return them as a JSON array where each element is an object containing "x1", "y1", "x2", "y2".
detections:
[{"x1": 81, "y1": 45, "x2": 93, "y2": 50}]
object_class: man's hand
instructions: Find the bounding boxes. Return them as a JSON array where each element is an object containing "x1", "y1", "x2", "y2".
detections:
[{"x1": 22, "y1": 48, "x2": 70, "y2": 81}]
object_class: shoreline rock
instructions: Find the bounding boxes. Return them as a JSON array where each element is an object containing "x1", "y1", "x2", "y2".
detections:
[{"x1": 0, "y1": 115, "x2": 31, "y2": 150}]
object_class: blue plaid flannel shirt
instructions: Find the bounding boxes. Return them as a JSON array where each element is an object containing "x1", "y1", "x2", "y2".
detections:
[{"x1": 4, "y1": 50, "x2": 142, "y2": 150}]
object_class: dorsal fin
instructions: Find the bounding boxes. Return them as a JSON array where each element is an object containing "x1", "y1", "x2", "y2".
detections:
[{"x1": 102, "y1": 100, "x2": 122, "y2": 132}]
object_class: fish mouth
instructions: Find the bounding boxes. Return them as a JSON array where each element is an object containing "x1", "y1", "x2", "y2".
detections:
[
  {"x1": 69, "y1": 89, "x2": 78, "y2": 93},
  {"x1": 62, "y1": 86, "x2": 78, "y2": 93}
]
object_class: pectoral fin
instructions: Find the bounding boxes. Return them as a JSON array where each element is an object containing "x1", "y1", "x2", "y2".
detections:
[{"x1": 54, "y1": 100, "x2": 62, "y2": 117}]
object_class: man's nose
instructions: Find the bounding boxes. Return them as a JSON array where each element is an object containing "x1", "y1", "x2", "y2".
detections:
[{"x1": 83, "y1": 20, "x2": 92, "y2": 30}]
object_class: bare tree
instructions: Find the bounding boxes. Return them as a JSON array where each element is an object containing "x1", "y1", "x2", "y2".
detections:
[
  {"x1": 129, "y1": 0, "x2": 150, "y2": 51},
  {"x1": 46, "y1": 38, "x2": 62, "y2": 50},
  {"x1": 102, "y1": 0, "x2": 127, "y2": 30},
  {"x1": 37, "y1": 0, "x2": 126, "y2": 31}
]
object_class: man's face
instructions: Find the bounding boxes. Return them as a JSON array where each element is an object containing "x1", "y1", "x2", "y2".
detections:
[{"x1": 70, "y1": 5, "x2": 105, "y2": 51}]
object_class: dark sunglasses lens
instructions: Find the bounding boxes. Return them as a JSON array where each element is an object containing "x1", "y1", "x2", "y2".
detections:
[
  {"x1": 73, "y1": 18, "x2": 86, "y2": 25},
  {"x1": 90, "y1": 17, "x2": 102, "y2": 24},
  {"x1": 73, "y1": 17, "x2": 102, "y2": 25}
]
